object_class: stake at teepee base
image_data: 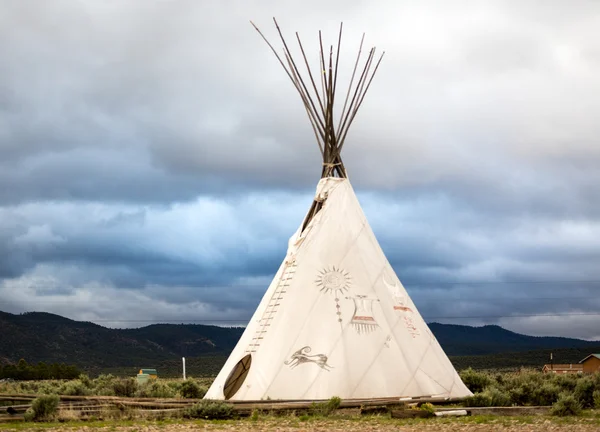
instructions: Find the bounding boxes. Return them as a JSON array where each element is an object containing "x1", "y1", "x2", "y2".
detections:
[{"x1": 204, "y1": 19, "x2": 472, "y2": 402}]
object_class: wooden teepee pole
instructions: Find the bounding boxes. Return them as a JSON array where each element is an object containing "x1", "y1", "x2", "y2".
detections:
[{"x1": 250, "y1": 18, "x2": 382, "y2": 182}]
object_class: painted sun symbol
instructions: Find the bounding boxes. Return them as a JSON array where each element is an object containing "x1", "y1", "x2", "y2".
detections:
[{"x1": 315, "y1": 266, "x2": 351, "y2": 294}]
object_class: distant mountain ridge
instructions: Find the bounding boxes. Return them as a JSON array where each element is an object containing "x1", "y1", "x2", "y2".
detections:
[
  {"x1": 1, "y1": 311, "x2": 598, "y2": 371},
  {"x1": 427, "y1": 322, "x2": 599, "y2": 356},
  {"x1": 0, "y1": 311, "x2": 244, "y2": 367}
]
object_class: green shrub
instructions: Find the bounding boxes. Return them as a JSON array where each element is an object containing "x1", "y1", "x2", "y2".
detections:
[
  {"x1": 551, "y1": 373, "x2": 578, "y2": 392},
  {"x1": 486, "y1": 387, "x2": 511, "y2": 407},
  {"x1": 167, "y1": 381, "x2": 181, "y2": 391},
  {"x1": 92, "y1": 374, "x2": 115, "y2": 386},
  {"x1": 494, "y1": 373, "x2": 505, "y2": 386},
  {"x1": 24, "y1": 394, "x2": 60, "y2": 421},
  {"x1": 593, "y1": 390, "x2": 600, "y2": 409},
  {"x1": 184, "y1": 399, "x2": 234, "y2": 419},
  {"x1": 419, "y1": 402, "x2": 435, "y2": 413},
  {"x1": 574, "y1": 377, "x2": 596, "y2": 408},
  {"x1": 309, "y1": 396, "x2": 342, "y2": 416},
  {"x1": 551, "y1": 393, "x2": 582, "y2": 416},
  {"x1": 78, "y1": 374, "x2": 92, "y2": 388},
  {"x1": 152, "y1": 381, "x2": 176, "y2": 398},
  {"x1": 96, "y1": 387, "x2": 116, "y2": 396},
  {"x1": 90, "y1": 374, "x2": 116, "y2": 394},
  {"x1": 112, "y1": 378, "x2": 137, "y2": 397},
  {"x1": 37, "y1": 382, "x2": 60, "y2": 395},
  {"x1": 23, "y1": 409, "x2": 35, "y2": 422},
  {"x1": 463, "y1": 392, "x2": 492, "y2": 407},
  {"x1": 59, "y1": 380, "x2": 90, "y2": 396},
  {"x1": 508, "y1": 381, "x2": 535, "y2": 406},
  {"x1": 531, "y1": 383, "x2": 560, "y2": 406},
  {"x1": 135, "y1": 380, "x2": 176, "y2": 398},
  {"x1": 460, "y1": 368, "x2": 491, "y2": 393},
  {"x1": 180, "y1": 379, "x2": 206, "y2": 399}
]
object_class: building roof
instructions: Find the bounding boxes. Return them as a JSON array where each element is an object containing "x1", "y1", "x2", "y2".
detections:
[
  {"x1": 579, "y1": 354, "x2": 600, "y2": 363},
  {"x1": 542, "y1": 364, "x2": 583, "y2": 370}
]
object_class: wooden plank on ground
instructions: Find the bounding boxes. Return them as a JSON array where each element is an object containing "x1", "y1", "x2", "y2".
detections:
[{"x1": 436, "y1": 406, "x2": 551, "y2": 416}]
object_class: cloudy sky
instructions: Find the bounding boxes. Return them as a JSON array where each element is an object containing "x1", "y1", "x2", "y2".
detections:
[{"x1": 1, "y1": 0, "x2": 599, "y2": 340}]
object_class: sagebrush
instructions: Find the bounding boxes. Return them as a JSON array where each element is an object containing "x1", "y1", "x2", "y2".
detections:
[
  {"x1": 184, "y1": 399, "x2": 234, "y2": 419},
  {"x1": 0, "y1": 374, "x2": 208, "y2": 399},
  {"x1": 23, "y1": 394, "x2": 60, "y2": 421},
  {"x1": 459, "y1": 368, "x2": 600, "y2": 407}
]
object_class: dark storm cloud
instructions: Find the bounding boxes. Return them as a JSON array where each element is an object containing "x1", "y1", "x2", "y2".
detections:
[
  {"x1": 0, "y1": 194, "x2": 309, "y2": 289},
  {"x1": 1, "y1": 0, "x2": 600, "y2": 339}
]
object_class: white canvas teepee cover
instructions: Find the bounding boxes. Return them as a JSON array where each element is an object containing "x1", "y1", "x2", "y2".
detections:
[{"x1": 205, "y1": 178, "x2": 472, "y2": 401}]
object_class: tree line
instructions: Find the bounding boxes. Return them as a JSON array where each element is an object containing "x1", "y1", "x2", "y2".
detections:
[{"x1": 0, "y1": 359, "x2": 81, "y2": 380}]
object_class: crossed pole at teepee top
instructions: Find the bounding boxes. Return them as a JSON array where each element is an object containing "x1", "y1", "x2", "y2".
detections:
[{"x1": 250, "y1": 18, "x2": 385, "y2": 180}]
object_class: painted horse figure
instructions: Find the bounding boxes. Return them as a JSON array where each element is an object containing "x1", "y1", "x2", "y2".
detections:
[{"x1": 284, "y1": 346, "x2": 333, "y2": 371}]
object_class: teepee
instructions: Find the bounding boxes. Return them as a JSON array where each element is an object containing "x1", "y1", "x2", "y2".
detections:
[{"x1": 205, "y1": 19, "x2": 472, "y2": 402}]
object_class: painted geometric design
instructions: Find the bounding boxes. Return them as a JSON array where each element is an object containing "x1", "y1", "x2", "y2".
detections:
[
  {"x1": 347, "y1": 294, "x2": 380, "y2": 335},
  {"x1": 383, "y1": 272, "x2": 413, "y2": 312},
  {"x1": 316, "y1": 266, "x2": 351, "y2": 323},
  {"x1": 316, "y1": 266, "x2": 351, "y2": 293}
]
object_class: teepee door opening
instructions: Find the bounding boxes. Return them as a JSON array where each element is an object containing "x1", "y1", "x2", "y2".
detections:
[{"x1": 223, "y1": 354, "x2": 252, "y2": 400}]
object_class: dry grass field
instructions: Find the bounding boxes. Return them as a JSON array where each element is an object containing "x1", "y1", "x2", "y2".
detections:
[
  {"x1": 3, "y1": 415, "x2": 600, "y2": 432},
  {"x1": 1, "y1": 370, "x2": 599, "y2": 430}
]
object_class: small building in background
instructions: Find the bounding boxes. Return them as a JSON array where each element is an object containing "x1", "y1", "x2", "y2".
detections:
[
  {"x1": 137, "y1": 368, "x2": 158, "y2": 385},
  {"x1": 542, "y1": 363, "x2": 583, "y2": 374},
  {"x1": 139, "y1": 368, "x2": 158, "y2": 378},
  {"x1": 579, "y1": 354, "x2": 600, "y2": 374}
]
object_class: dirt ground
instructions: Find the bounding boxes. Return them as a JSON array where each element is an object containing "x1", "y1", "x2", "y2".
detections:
[{"x1": 3, "y1": 417, "x2": 600, "y2": 432}]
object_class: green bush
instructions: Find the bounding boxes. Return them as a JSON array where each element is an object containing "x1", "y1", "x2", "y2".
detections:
[
  {"x1": 419, "y1": 402, "x2": 435, "y2": 413},
  {"x1": 486, "y1": 387, "x2": 512, "y2": 407},
  {"x1": 113, "y1": 378, "x2": 137, "y2": 397},
  {"x1": 508, "y1": 380, "x2": 536, "y2": 406},
  {"x1": 180, "y1": 379, "x2": 206, "y2": 399},
  {"x1": 91, "y1": 374, "x2": 115, "y2": 393},
  {"x1": 95, "y1": 387, "x2": 116, "y2": 396},
  {"x1": 460, "y1": 368, "x2": 491, "y2": 393},
  {"x1": 463, "y1": 392, "x2": 492, "y2": 407},
  {"x1": 78, "y1": 373, "x2": 92, "y2": 388},
  {"x1": 184, "y1": 399, "x2": 234, "y2": 419},
  {"x1": 593, "y1": 390, "x2": 600, "y2": 409},
  {"x1": 24, "y1": 394, "x2": 60, "y2": 421},
  {"x1": 494, "y1": 373, "x2": 505, "y2": 386},
  {"x1": 574, "y1": 377, "x2": 596, "y2": 408},
  {"x1": 37, "y1": 382, "x2": 61, "y2": 395},
  {"x1": 551, "y1": 393, "x2": 582, "y2": 417},
  {"x1": 309, "y1": 396, "x2": 342, "y2": 416},
  {"x1": 531, "y1": 383, "x2": 560, "y2": 406},
  {"x1": 151, "y1": 381, "x2": 176, "y2": 398},
  {"x1": 551, "y1": 373, "x2": 578, "y2": 392},
  {"x1": 59, "y1": 380, "x2": 90, "y2": 396},
  {"x1": 135, "y1": 380, "x2": 176, "y2": 398}
]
